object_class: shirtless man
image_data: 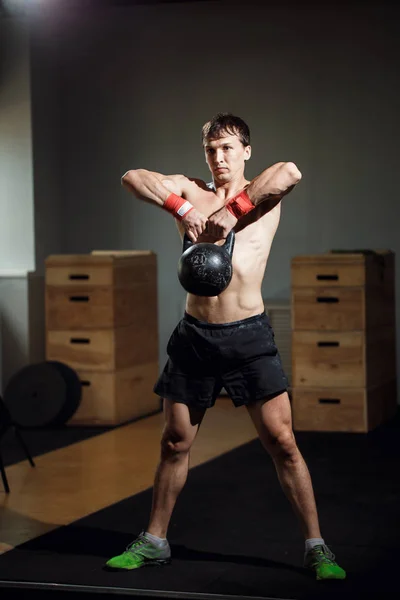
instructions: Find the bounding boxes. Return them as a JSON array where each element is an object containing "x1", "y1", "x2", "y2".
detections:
[{"x1": 106, "y1": 113, "x2": 346, "y2": 581}]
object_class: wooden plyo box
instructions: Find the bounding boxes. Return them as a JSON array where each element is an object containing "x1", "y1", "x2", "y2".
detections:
[
  {"x1": 291, "y1": 285, "x2": 394, "y2": 331},
  {"x1": 292, "y1": 327, "x2": 396, "y2": 389},
  {"x1": 46, "y1": 322, "x2": 158, "y2": 371},
  {"x1": 45, "y1": 252, "x2": 160, "y2": 426},
  {"x1": 45, "y1": 252, "x2": 157, "y2": 330},
  {"x1": 69, "y1": 363, "x2": 160, "y2": 426},
  {"x1": 292, "y1": 380, "x2": 397, "y2": 433},
  {"x1": 291, "y1": 251, "x2": 397, "y2": 432},
  {"x1": 291, "y1": 251, "x2": 395, "y2": 289}
]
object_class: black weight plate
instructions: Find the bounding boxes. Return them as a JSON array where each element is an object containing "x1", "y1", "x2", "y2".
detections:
[
  {"x1": 47, "y1": 361, "x2": 82, "y2": 425},
  {"x1": 3, "y1": 362, "x2": 67, "y2": 428}
]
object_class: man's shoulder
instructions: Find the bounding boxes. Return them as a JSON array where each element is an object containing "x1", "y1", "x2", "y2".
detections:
[
  {"x1": 174, "y1": 176, "x2": 212, "y2": 196},
  {"x1": 186, "y1": 176, "x2": 210, "y2": 189},
  {"x1": 165, "y1": 174, "x2": 208, "y2": 188}
]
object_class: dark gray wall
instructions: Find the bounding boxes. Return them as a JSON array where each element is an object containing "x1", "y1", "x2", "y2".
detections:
[
  {"x1": 30, "y1": 15, "x2": 64, "y2": 274},
  {"x1": 28, "y1": 1, "x2": 400, "y2": 386}
]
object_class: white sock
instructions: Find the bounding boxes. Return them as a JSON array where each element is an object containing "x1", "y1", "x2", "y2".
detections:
[
  {"x1": 305, "y1": 537, "x2": 325, "y2": 553},
  {"x1": 144, "y1": 531, "x2": 169, "y2": 547}
]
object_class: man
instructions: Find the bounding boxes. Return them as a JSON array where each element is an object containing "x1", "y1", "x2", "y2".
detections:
[{"x1": 106, "y1": 113, "x2": 346, "y2": 581}]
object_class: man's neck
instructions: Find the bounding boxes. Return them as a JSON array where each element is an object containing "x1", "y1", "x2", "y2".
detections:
[{"x1": 213, "y1": 175, "x2": 250, "y2": 200}]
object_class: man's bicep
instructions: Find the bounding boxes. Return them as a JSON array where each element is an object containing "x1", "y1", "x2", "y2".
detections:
[{"x1": 160, "y1": 173, "x2": 187, "y2": 196}]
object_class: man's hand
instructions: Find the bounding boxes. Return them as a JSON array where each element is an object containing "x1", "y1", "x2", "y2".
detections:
[
  {"x1": 206, "y1": 206, "x2": 238, "y2": 239},
  {"x1": 182, "y1": 208, "x2": 208, "y2": 242}
]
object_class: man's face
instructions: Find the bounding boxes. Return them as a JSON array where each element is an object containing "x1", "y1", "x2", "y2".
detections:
[{"x1": 204, "y1": 133, "x2": 251, "y2": 183}]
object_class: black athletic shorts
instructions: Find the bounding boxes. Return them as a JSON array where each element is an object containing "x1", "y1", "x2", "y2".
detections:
[{"x1": 153, "y1": 311, "x2": 288, "y2": 409}]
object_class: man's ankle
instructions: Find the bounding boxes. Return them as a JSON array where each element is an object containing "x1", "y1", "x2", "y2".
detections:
[
  {"x1": 144, "y1": 531, "x2": 168, "y2": 547},
  {"x1": 145, "y1": 528, "x2": 167, "y2": 540}
]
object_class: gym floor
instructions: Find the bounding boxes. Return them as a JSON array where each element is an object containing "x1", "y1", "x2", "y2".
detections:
[{"x1": 0, "y1": 397, "x2": 257, "y2": 554}]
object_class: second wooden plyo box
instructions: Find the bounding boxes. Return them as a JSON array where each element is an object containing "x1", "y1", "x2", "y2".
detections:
[{"x1": 291, "y1": 250, "x2": 397, "y2": 433}]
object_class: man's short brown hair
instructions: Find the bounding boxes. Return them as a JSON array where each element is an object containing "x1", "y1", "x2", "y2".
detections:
[{"x1": 202, "y1": 113, "x2": 250, "y2": 147}]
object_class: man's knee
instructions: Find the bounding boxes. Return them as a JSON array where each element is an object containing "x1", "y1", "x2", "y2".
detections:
[
  {"x1": 264, "y1": 428, "x2": 299, "y2": 461},
  {"x1": 161, "y1": 430, "x2": 193, "y2": 459}
]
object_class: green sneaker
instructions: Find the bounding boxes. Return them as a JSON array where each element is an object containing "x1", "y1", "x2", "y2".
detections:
[
  {"x1": 304, "y1": 544, "x2": 346, "y2": 580},
  {"x1": 105, "y1": 532, "x2": 171, "y2": 570}
]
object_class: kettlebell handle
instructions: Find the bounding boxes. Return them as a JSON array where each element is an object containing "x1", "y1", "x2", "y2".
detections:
[{"x1": 182, "y1": 230, "x2": 235, "y2": 256}]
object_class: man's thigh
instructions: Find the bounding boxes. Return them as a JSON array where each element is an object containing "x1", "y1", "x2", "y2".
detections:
[
  {"x1": 162, "y1": 398, "x2": 207, "y2": 446},
  {"x1": 245, "y1": 391, "x2": 294, "y2": 449}
]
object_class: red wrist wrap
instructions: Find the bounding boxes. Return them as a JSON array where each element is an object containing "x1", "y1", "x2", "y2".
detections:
[
  {"x1": 163, "y1": 193, "x2": 194, "y2": 221},
  {"x1": 225, "y1": 190, "x2": 254, "y2": 219}
]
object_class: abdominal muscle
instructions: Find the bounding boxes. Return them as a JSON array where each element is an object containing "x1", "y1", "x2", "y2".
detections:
[{"x1": 185, "y1": 276, "x2": 265, "y2": 324}]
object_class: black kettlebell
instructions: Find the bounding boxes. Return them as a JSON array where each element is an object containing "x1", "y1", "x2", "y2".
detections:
[{"x1": 177, "y1": 230, "x2": 235, "y2": 296}]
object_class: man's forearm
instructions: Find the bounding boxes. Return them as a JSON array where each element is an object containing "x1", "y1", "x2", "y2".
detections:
[
  {"x1": 121, "y1": 169, "x2": 172, "y2": 207},
  {"x1": 246, "y1": 162, "x2": 302, "y2": 207},
  {"x1": 224, "y1": 162, "x2": 301, "y2": 221},
  {"x1": 122, "y1": 169, "x2": 196, "y2": 222}
]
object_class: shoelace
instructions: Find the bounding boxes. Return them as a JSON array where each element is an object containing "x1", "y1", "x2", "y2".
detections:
[
  {"x1": 311, "y1": 544, "x2": 336, "y2": 565},
  {"x1": 126, "y1": 535, "x2": 148, "y2": 554}
]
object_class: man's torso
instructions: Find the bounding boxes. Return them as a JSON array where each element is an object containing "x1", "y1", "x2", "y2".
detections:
[{"x1": 175, "y1": 177, "x2": 281, "y2": 323}]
